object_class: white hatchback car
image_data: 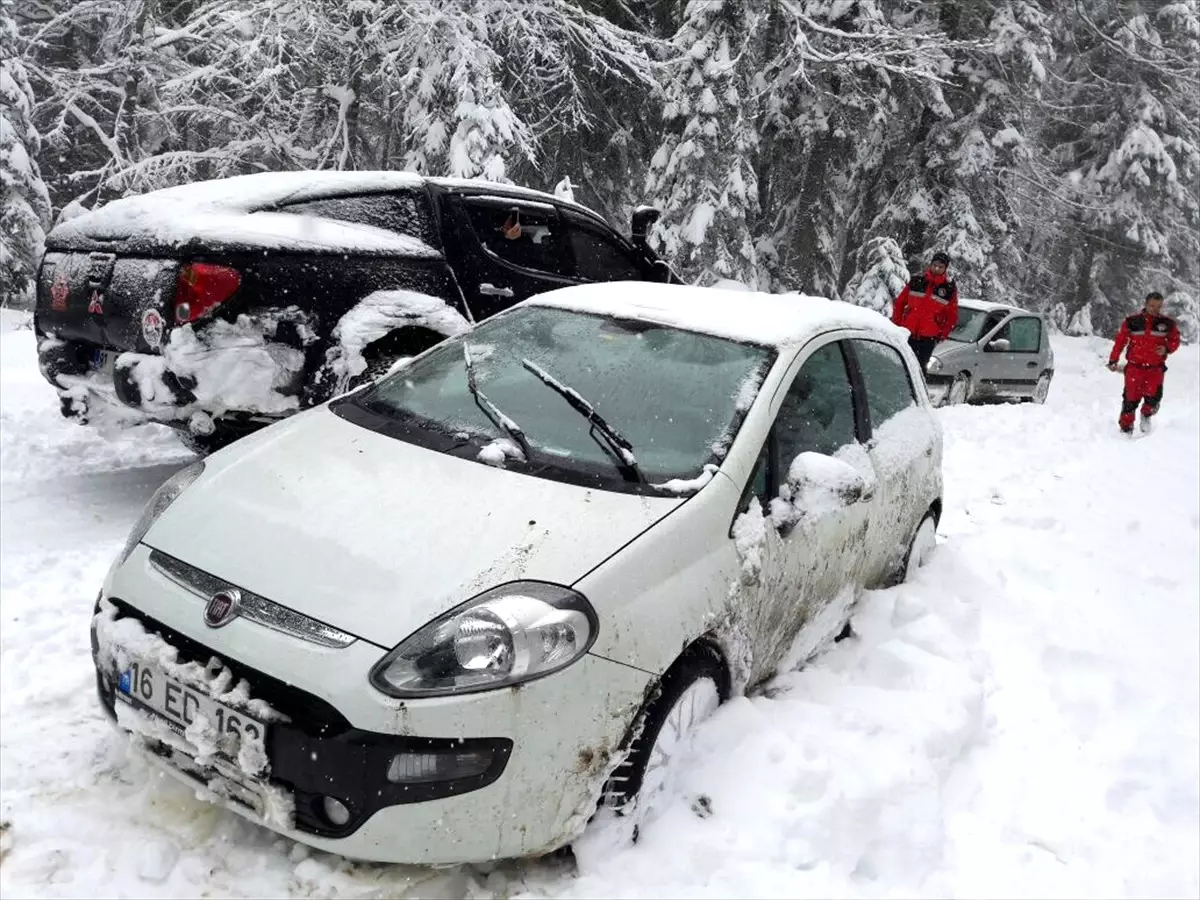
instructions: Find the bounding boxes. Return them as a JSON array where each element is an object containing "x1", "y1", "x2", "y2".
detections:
[{"x1": 91, "y1": 282, "x2": 943, "y2": 865}]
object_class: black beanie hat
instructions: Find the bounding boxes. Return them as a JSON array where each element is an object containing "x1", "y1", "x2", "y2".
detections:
[{"x1": 931, "y1": 252, "x2": 951, "y2": 266}]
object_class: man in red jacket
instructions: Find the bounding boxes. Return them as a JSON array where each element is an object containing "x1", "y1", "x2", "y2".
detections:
[
  {"x1": 1107, "y1": 291, "x2": 1182, "y2": 434},
  {"x1": 891, "y1": 251, "x2": 959, "y2": 373}
]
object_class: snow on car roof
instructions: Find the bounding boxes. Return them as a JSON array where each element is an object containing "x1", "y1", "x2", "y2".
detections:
[
  {"x1": 525, "y1": 282, "x2": 906, "y2": 349},
  {"x1": 49, "y1": 171, "x2": 439, "y2": 256},
  {"x1": 427, "y1": 177, "x2": 602, "y2": 217},
  {"x1": 959, "y1": 297, "x2": 1034, "y2": 316}
]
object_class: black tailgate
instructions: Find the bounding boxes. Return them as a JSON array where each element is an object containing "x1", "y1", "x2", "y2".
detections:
[{"x1": 37, "y1": 252, "x2": 179, "y2": 352}]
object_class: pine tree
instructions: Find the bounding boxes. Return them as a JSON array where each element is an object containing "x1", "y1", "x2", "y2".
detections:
[
  {"x1": 646, "y1": 0, "x2": 761, "y2": 287},
  {"x1": 1, "y1": 0, "x2": 51, "y2": 308},
  {"x1": 1034, "y1": 0, "x2": 1200, "y2": 333}
]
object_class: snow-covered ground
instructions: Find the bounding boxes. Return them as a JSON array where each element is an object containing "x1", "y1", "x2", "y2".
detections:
[{"x1": 1, "y1": 307, "x2": 1197, "y2": 898}]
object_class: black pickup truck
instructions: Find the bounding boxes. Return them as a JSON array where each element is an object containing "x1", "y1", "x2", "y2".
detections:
[{"x1": 34, "y1": 171, "x2": 675, "y2": 452}]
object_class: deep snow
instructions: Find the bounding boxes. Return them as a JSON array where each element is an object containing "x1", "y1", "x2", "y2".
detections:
[{"x1": 1, "y1": 308, "x2": 1197, "y2": 898}]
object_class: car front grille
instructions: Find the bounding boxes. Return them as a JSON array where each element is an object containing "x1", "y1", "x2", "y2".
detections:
[{"x1": 101, "y1": 596, "x2": 351, "y2": 737}]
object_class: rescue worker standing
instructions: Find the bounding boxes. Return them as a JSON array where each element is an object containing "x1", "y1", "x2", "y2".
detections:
[
  {"x1": 891, "y1": 251, "x2": 959, "y2": 372},
  {"x1": 1107, "y1": 291, "x2": 1181, "y2": 434}
]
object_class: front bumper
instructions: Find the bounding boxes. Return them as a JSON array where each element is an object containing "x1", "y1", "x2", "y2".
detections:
[
  {"x1": 924, "y1": 373, "x2": 952, "y2": 405},
  {"x1": 92, "y1": 546, "x2": 652, "y2": 864}
]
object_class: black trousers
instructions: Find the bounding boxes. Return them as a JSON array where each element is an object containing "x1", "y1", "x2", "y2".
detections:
[{"x1": 907, "y1": 336, "x2": 938, "y2": 372}]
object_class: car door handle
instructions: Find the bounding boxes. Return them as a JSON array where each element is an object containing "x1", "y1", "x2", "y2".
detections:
[
  {"x1": 1026, "y1": 361, "x2": 1038, "y2": 367},
  {"x1": 479, "y1": 283, "x2": 514, "y2": 298}
]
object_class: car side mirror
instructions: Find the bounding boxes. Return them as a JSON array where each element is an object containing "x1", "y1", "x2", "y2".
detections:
[
  {"x1": 776, "y1": 452, "x2": 875, "y2": 534},
  {"x1": 986, "y1": 338, "x2": 1011, "y2": 352},
  {"x1": 631, "y1": 205, "x2": 661, "y2": 247}
]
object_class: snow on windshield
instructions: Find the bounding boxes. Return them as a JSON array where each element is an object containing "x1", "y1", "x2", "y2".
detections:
[{"x1": 361, "y1": 305, "x2": 773, "y2": 491}]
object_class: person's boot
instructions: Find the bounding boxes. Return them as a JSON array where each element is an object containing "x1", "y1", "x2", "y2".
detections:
[{"x1": 1140, "y1": 410, "x2": 1154, "y2": 433}]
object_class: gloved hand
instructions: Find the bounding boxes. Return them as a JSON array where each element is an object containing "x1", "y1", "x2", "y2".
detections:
[{"x1": 1107, "y1": 360, "x2": 1119, "y2": 372}]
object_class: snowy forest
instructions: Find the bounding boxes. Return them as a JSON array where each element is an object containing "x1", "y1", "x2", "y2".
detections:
[{"x1": 2, "y1": 0, "x2": 1198, "y2": 337}]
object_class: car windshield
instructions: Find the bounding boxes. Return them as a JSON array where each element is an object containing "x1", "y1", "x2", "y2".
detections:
[
  {"x1": 338, "y1": 305, "x2": 775, "y2": 495},
  {"x1": 944, "y1": 306, "x2": 990, "y2": 342}
]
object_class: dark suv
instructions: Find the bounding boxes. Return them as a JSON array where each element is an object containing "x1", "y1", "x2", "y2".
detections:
[{"x1": 34, "y1": 171, "x2": 676, "y2": 452}]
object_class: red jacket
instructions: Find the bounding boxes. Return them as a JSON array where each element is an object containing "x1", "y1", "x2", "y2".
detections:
[
  {"x1": 891, "y1": 269, "x2": 959, "y2": 340},
  {"x1": 1109, "y1": 310, "x2": 1181, "y2": 367}
]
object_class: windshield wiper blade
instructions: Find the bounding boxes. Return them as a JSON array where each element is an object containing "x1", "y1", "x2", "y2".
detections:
[
  {"x1": 463, "y1": 343, "x2": 533, "y2": 462},
  {"x1": 520, "y1": 358, "x2": 645, "y2": 484}
]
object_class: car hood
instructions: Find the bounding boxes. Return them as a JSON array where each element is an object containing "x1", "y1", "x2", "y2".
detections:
[{"x1": 142, "y1": 407, "x2": 685, "y2": 648}]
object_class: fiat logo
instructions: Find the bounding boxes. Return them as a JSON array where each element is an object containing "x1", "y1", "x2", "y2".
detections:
[{"x1": 204, "y1": 589, "x2": 241, "y2": 628}]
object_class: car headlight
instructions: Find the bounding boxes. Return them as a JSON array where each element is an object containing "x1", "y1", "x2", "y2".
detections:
[
  {"x1": 926, "y1": 356, "x2": 942, "y2": 373},
  {"x1": 370, "y1": 582, "x2": 599, "y2": 698},
  {"x1": 116, "y1": 461, "x2": 205, "y2": 567}
]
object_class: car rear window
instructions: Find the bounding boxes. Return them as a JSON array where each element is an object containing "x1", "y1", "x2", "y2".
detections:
[{"x1": 277, "y1": 193, "x2": 439, "y2": 247}]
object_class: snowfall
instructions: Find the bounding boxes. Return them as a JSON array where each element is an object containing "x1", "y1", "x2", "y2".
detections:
[{"x1": 1, "y1": 307, "x2": 1197, "y2": 899}]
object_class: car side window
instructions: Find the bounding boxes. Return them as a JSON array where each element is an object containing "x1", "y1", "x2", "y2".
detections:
[
  {"x1": 564, "y1": 214, "x2": 643, "y2": 282},
  {"x1": 774, "y1": 342, "x2": 858, "y2": 466},
  {"x1": 849, "y1": 339, "x2": 916, "y2": 429},
  {"x1": 976, "y1": 311, "x2": 1006, "y2": 340},
  {"x1": 278, "y1": 193, "x2": 439, "y2": 245},
  {"x1": 463, "y1": 200, "x2": 569, "y2": 277},
  {"x1": 995, "y1": 316, "x2": 1042, "y2": 352}
]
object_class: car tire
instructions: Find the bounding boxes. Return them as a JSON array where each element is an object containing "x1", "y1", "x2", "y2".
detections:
[
  {"x1": 946, "y1": 373, "x2": 971, "y2": 406},
  {"x1": 1028, "y1": 371, "x2": 1052, "y2": 404},
  {"x1": 347, "y1": 327, "x2": 443, "y2": 392},
  {"x1": 600, "y1": 645, "x2": 725, "y2": 842},
  {"x1": 175, "y1": 424, "x2": 243, "y2": 457},
  {"x1": 902, "y1": 512, "x2": 938, "y2": 582}
]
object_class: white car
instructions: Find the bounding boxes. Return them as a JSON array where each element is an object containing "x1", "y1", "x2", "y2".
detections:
[{"x1": 91, "y1": 282, "x2": 943, "y2": 865}]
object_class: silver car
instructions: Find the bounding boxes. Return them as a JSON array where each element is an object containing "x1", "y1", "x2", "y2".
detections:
[{"x1": 924, "y1": 299, "x2": 1054, "y2": 406}]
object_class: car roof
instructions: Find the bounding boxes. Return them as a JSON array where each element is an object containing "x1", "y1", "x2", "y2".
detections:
[
  {"x1": 425, "y1": 177, "x2": 601, "y2": 218},
  {"x1": 524, "y1": 282, "x2": 906, "y2": 350},
  {"x1": 959, "y1": 297, "x2": 1038, "y2": 317}
]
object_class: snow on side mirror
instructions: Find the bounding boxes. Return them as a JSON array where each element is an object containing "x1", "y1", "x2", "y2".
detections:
[
  {"x1": 631, "y1": 205, "x2": 661, "y2": 246},
  {"x1": 772, "y1": 451, "x2": 875, "y2": 534},
  {"x1": 987, "y1": 338, "x2": 1012, "y2": 352}
]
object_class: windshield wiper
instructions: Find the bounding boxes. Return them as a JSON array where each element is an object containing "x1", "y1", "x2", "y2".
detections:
[
  {"x1": 462, "y1": 343, "x2": 533, "y2": 462},
  {"x1": 520, "y1": 358, "x2": 645, "y2": 484}
]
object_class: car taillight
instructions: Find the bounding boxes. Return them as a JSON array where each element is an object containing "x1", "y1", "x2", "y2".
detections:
[{"x1": 174, "y1": 262, "x2": 241, "y2": 325}]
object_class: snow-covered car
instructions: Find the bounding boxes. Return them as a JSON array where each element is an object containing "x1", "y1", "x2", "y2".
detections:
[
  {"x1": 925, "y1": 299, "x2": 1055, "y2": 406},
  {"x1": 90, "y1": 282, "x2": 943, "y2": 865},
  {"x1": 34, "y1": 171, "x2": 676, "y2": 453}
]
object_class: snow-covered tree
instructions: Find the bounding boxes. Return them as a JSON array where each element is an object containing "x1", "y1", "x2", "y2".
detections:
[
  {"x1": 1029, "y1": 0, "x2": 1200, "y2": 333},
  {"x1": 842, "y1": 236, "x2": 910, "y2": 313},
  {"x1": 646, "y1": 0, "x2": 762, "y2": 287},
  {"x1": 1, "y1": 0, "x2": 51, "y2": 308}
]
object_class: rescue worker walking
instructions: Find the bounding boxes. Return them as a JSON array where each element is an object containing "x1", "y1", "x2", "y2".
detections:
[
  {"x1": 1107, "y1": 291, "x2": 1181, "y2": 434},
  {"x1": 891, "y1": 251, "x2": 959, "y2": 373}
]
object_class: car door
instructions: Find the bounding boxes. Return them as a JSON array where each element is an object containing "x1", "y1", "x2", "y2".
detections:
[
  {"x1": 441, "y1": 195, "x2": 577, "y2": 320},
  {"x1": 845, "y1": 337, "x2": 936, "y2": 582},
  {"x1": 561, "y1": 211, "x2": 649, "y2": 283},
  {"x1": 980, "y1": 314, "x2": 1044, "y2": 395},
  {"x1": 734, "y1": 338, "x2": 878, "y2": 684}
]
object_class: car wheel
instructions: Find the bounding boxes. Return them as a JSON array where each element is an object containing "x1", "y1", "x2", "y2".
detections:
[
  {"x1": 175, "y1": 424, "x2": 244, "y2": 457},
  {"x1": 946, "y1": 373, "x2": 970, "y2": 406},
  {"x1": 1031, "y1": 371, "x2": 1051, "y2": 404},
  {"x1": 346, "y1": 328, "x2": 442, "y2": 392},
  {"x1": 902, "y1": 513, "x2": 938, "y2": 582},
  {"x1": 601, "y1": 646, "x2": 725, "y2": 841}
]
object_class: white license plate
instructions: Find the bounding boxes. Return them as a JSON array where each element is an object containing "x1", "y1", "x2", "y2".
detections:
[
  {"x1": 117, "y1": 661, "x2": 266, "y2": 748},
  {"x1": 91, "y1": 348, "x2": 118, "y2": 376}
]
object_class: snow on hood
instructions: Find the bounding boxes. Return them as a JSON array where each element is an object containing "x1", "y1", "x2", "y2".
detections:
[
  {"x1": 140, "y1": 407, "x2": 685, "y2": 648},
  {"x1": 47, "y1": 170, "x2": 441, "y2": 256},
  {"x1": 526, "y1": 282, "x2": 907, "y2": 349}
]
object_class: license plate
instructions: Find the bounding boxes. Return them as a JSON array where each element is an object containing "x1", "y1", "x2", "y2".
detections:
[
  {"x1": 91, "y1": 348, "x2": 118, "y2": 376},
  {"x1": 117, "y1": 661, "x2": 266, "y2": 749}
]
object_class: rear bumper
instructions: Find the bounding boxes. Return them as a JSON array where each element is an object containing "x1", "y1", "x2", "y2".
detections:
[{"x1": 35, "y1": 329, "x2": 303, "y2": 431}]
